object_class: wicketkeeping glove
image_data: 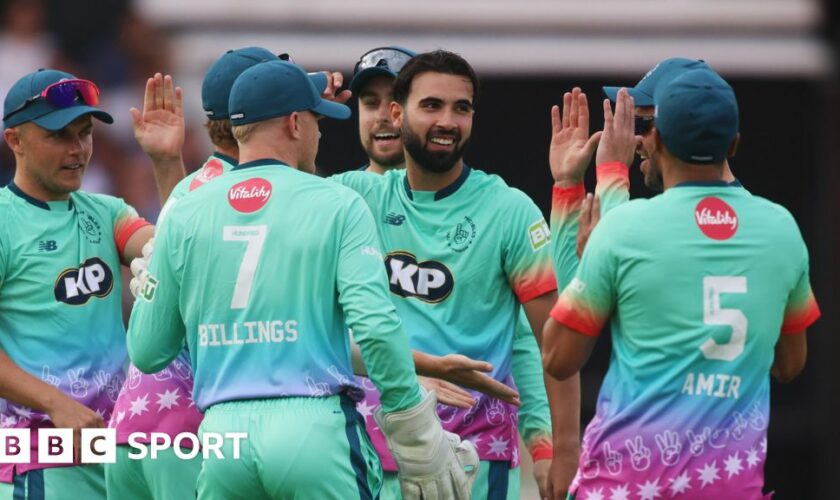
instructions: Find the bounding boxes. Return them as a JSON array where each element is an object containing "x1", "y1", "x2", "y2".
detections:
[
  {"x1": 375, "y1": 390, "x2": 479, "y2": 500},
  {"x1": 129, "y1": 238, "x2": 154, "y2": 298}
]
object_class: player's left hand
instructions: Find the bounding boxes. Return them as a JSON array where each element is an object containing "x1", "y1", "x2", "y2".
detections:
[
  {"x1": 434, "y1": 354, "x2": 521, "y2": 407},
  {"x1": 129, "y1": 238, "x2": 154, "y2": 299},
  {"x1": 533, "y1": 458, "x2": 551, "y2": 499},
  {"x1": 318, "y1": 71, "x2": 352, "y2": 105},
  {"x1": 595, "y1": 87, "x2": 637, "y2": 167},
  {"x1": 544, "y1": 449, "x2": 579, "y2": 500},
  {"x1": 418, "y1": 376, "x2": 476, "y2": 409},
  {"x1": 130, "y1": 73, "x2": 185, "y2": 163},
  {"x1": 549, "y1": 87, "x2": 602, "y2": 187},
  {"x1": 576, "y1": 193, "x2": 601, "y2": 258}
]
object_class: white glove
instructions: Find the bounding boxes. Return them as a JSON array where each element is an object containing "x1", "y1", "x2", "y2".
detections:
[
  {"x1": 375, "y1": 390, "x2": 479, "y2": 500},
  {"x1": 129, "y1": 238, "x2": 155, "y2": 298}
]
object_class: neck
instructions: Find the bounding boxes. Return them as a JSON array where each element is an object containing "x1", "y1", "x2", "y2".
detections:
[
  {"x1": 662, "y1": 159, "x2": 725, "y2": 190},
  {"x1": 404, "y1": 155, "x2": 464, "y2": 191},
  {"x1": 13, "y1": 166, "x2": 70, "y2": 201},
  {"x1": 721, "y1": 160, "x2": 736, "y2": 183},
  {"x1": 237, "y1": 144, "x2": 299, "y2": 170},
  {"x1": 366, "y1": 161, "x2": 405, "y2": 175},
  {"x1": 215, "y1": 145, "x2": 240, "y2": 163}
]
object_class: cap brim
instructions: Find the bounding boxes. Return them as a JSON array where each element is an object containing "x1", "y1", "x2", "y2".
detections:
[
  {"x1": 33, "y1": 106, "x2": 114, "y2": 131},
  {"x1": 308, "y1": 72, "x2": 328, "y2": 94},
  {"x1": 602, "y1": 86, "x2": 655, "y2": 107},
  {"x1": 349, "y1": 67, "x2": 397, "y2": 95},
  {"x1": 312, "y1": 98, "x2": 351, "y2": 120}
]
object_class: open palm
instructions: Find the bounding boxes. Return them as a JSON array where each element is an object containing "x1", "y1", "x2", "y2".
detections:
[
  {"x1": 131, "y1": 73, "x2": 184, "y2": 162},
  {"x1": 549, "y1": 88, "x2": 601, "y2": 185}
]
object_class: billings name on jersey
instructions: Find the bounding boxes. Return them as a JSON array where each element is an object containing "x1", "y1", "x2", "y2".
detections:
[
  {"x1": 385, "y1": 251, "x2": 454, "y2": 303},
  {"x1": 54, "y1": 257, "x2": 114, "y2": 305}
]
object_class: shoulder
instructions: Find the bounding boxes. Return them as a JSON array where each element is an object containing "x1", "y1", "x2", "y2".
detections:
[{"x1": 72, "y1": 190, "x2": 131, "y2": 214}]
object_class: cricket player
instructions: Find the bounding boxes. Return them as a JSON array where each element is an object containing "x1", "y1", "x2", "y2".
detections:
[
  {"x1": 543, "y1": 69, "x2": 820, "y2": 499},
  {"x1": 126, "y1": 59, "x2": 479, "y2": 500},
  {"x1": 331, "y1": 50, "x2": 580, "y2": 500},
  {"x1": 346, "y1": 45, "x2": 554, "y2": 497},
  {"x1": 0, "y1": 69, "x2": 183, "y2": 499}
]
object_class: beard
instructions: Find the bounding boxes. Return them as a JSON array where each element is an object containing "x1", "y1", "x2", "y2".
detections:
[
  {"x1": 401, "y1": 121, "x2": 470, "y2": 174},
  {"x1": 366, "y1": 146, "x2": 404, "y2": 169},
  {"x1": 644, "y1": 154, "x2": 664, "y2": 191}
]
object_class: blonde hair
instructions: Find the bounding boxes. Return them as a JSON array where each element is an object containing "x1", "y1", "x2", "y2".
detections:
[
  {"x1": 231, "y1": 122, "x2": 262, "y2": 144},
  {"x1": 204, "y1": 119, "x2": 236, "y2": 150}
]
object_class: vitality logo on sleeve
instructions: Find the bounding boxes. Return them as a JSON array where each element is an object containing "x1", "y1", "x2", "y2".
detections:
[
  {"x1": 54, "y1": 257, "x2": 114, "y2": 305},
  {"x1": 385, "y1": 251, "x2": 454, "y2": 303}
]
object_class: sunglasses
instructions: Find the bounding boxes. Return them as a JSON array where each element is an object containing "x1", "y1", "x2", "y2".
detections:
[
  {"x1": 635, "y1": 115, "x2": 655, "y2": 136},
  {"x1": 3, "y1": 79, "x2": 100, "y2": 121},
  {"x1": 354, "y1": 47, "x2": 413, "y2": 76}
]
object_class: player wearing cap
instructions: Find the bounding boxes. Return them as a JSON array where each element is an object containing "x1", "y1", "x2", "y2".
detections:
[
  {"x1": 331, "y1": 50, "x2": 580, "y2": 500},
  {"x1": 543, "y1": 69, "x2": 820, "y2": 499},
  {"x1": 0, "y1": 69, "x2": 184, "y2": 499},
  {"x1": 344, "y1": 46, "x2": 555, "y2": 498},
  {"x1": 126, "y1": 59, "x2": 479, "y2": 500}
]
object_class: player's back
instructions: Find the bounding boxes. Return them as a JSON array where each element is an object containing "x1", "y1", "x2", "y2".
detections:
[
  {"x1": 162, "y1": 161, "x2": 366, "y2": 410},
  {"x1": 570, "y1": 182, "x2": 817, "y2": 498}
]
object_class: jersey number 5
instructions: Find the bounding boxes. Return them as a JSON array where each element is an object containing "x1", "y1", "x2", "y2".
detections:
[
  {"x1": 223, "y1": 225, "x2": 267, "y2": 309},
  {"x1": 701, "y1": 276, "x2": 748, "y2": 362}
]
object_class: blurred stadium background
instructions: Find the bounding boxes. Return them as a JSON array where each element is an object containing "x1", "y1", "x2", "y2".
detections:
[{"x1": 1, "y1": 1, "x2": 837, "y2": 498}]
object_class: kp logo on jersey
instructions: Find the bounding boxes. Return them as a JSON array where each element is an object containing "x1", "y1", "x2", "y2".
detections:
[
  {"x1": 228, "y1": 178, "x2": 272, "y2": 213},
  {"x1": 385, "y1": 251, "x2": 454, "y2": 303},
  {"x1": 54, "y1": 257, "x2": 114, "y2": 305}
]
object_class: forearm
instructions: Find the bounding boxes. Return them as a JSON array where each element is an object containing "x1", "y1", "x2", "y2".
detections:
[
  {"x1": 151, "y1": 157, "x2": 186, "y2": 205},
  {"x1": 0, "y1": 348, "x2": 66, "y2": 413},
  {"x1": 354, "y1": 319, "x2": 422, "y2": 413},
  {"x1": 545, "y1": 372, "x2": 581, "y2": 454},
  {"x1": 550, "y1": 184, "x2": 585, "y2": 290},
  {"x1": 512, "y1": 333, "x2": 554, "y2": 458},
  {"x1": 594, "y1": 162, "x2": 630, "y2": 215}
]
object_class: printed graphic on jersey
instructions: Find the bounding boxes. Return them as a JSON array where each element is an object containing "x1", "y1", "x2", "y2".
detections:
[
  {"x1": 446, "y1": 216, "x2": 476, "y2": 252},
  {"x1": 385, "y1": 251, "x2": 454, "y2": 303},
  {"x1": 189, "y1": 158, "x2": 226, "y2": 191},
  {"x1": 384, "y1": 212, "x2": 406, "y2": 226},
  {"x1": 77, "y1": 210, "x2": 103, "y2": 244},
  {"x1": 528, "y1": 218, "x2": 550, "y2": 251},
  {"x1": 38, "y1": 240, "x2": 58, "y2": 252},
  {"x1": 228, "y1": 178, "x2": 272, "y2": 213},
  {"x1": 54, "y1": 257, "x2": 114, "y2": 305},
  {"x1": 695, "y1": 197, "x2": 738, "y2": 240}
]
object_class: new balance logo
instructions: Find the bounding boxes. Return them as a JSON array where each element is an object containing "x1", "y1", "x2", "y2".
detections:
[
  {"x1": 384, "y1": 213, "x2": 406, "y2": 226},
  {"x1": 39, "y1": 240, "x2": 58, "y2": 252}
]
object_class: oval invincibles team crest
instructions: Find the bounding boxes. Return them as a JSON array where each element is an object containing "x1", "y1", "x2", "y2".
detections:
[
  {"x1": 695, "y1": 196, "x2": 738, "y2": 240},
  {"x1": 228, "y1": 178, "x2": 272, "y2": 213}
]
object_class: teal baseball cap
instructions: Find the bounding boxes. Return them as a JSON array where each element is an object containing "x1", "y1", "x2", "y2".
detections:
[
  {"x1": 349, "y1": 46, "x2": 416, "y2": 95},
  {"x1": 654, "y1": 68, "x2": 739, "y2": 164},
  {"x1": 228, "y1": 60, "x2": 350, "y2": 125},
  {"x1": 603, "y1": 57, "x2": 712, "y2": 107},
  {"x1": 3, "y1": 69, "x2": 113, "y2": 130},
  {"x1": 202, "y1": 47, "x2": 280, "y2": 119}
]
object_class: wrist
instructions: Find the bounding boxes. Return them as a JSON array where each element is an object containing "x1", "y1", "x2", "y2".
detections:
[
  {"x1": 553, "y1": 177, "x2": 584, "y2": 189},
  {"x1": 530, "y1": 442, "x2": 554, "y2": 462}
]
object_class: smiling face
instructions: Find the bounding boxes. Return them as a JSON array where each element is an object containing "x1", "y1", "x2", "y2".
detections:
[
  {"x1": 393, "y1": 71, "x2": 474, "y2": 174},
  {"x1": 5, "y1": 114, "x2": 94, "y2": 200},
  {"x1": 357, "y1": 75, "x2": 404, "y2": 169}
]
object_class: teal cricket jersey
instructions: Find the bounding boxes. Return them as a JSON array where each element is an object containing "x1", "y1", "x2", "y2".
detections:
[
  {"x1": 550, "y1": 182, "x2": 820, "y2": 498},
  {"x1": 157, "y1": 152, "x2": 236, "y2": 227},
  {"x1": 332, "y1": 166, "x2": 556, "y2": 464},
  {"x1": 126, "y1": 159, "x2": 421, "y2": 413},
  {"x1": 0, "y1": 183, "x2": 148, "y2": 482}
]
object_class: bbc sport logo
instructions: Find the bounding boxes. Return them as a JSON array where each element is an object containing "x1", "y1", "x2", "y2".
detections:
[{"x1": 0, "y1": 429, "x2": 247, "y2": 464}]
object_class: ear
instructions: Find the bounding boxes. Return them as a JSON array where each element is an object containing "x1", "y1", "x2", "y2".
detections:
[
  {"x1": 727, "y1": 132, "x2": 740, "y2": 159},
  {"x1": 288, "y1": 112, "x2": 302, "y2": 140},
  {"x1": 3, "y1": 127, "x2": 23, "y2": 156},
  {"x1": 390, "y1": 101, "x2": 403, "y2": 129}
]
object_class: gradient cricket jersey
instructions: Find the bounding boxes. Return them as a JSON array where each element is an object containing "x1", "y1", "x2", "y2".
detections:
[
  {"x1": 550, "y1": 182, "x2": 820, "y2": 500},
  {"x1": 332, "y1": 166, "x2": 557, "y2": 469},
  {"x1": 110, "y1": 153, "x2": 234, "y2": 444},
  {"x1": 0, "y1": 184, "x2": 148, "y2": 482},
  {"x1": 126, "y1": 160, "x2": 422, "y2": 415}
]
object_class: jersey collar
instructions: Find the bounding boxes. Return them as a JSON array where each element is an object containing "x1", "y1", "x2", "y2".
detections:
[
  {"x1": 673, "y1": 180, "x2": 732, "y2": 188},
  {"x1": 213, "y1": 151, "x2": 238, "y2": 167},
  {"x1": 402, "y1": 164, "x2": 471, "y2": 201},
  {"x1": 6, "y1": 181, "x2": 74, "y2": 211},
  {"x1": 232, "y1": 158, "x2": 290, "y2": 171}
]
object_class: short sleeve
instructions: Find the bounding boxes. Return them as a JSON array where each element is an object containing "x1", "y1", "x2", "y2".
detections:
[
  {"x1": 549, "y1": 215, "x2": 618, "y2": 337},
  {"x1": 503, "y1": 191, "x2": 558, "y2": 303},
  {"x1": 780, "y1": 250, "x2": 821, "y2": 335},
  {"x1": 98, "y1": 195, "x2": 151, "y2": 261}
]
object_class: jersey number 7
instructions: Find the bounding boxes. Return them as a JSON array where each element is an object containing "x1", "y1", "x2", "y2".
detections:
[{"x1": 223, "y1": 225, "x2": 267, "y2": 309}]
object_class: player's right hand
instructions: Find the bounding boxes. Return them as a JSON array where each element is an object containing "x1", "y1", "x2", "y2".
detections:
[
  {"x1": 549, "y1": 87, "x2": 602, "y2": 187},
  {"x1": 376, "y1": 391, "x2": 479, "y2": 500},
  {"x1": 417, "y1": 376, "x2": 476, "y2": 409},
  {"x1": 129, "y1": 238, "x2": 155, "y2": 298},
  {"x1": 594, "y1": 87, "x2": 637, "y2": 167},
  {"x1": 45, "y1": 391, "x2": 104, "y2": 463}
]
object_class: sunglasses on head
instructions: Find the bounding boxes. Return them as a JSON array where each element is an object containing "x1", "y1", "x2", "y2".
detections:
[
  {"x1": 3, "y1": 79, "x2": 100, "y2": 122},
  {"x1": 635, "y1": 115, "x2": 655, "y2": 136},
  {"x1": 354, "y1": 47, "x2": 413, "y2": 76}
]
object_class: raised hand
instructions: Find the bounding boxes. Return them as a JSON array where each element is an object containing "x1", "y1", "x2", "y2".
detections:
[
  {"x1": 130, "y1": 73, "x2": 185, "y2": 164},
  {"x1": 595, "y1": 87, "x2": 638, "y2": 167},
  {"x1": 549, "y1": 88, "x2": 602, "y2": 187},
  {"x1": 316, "y1": 71, "x2": 352, "y2": 105}
]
